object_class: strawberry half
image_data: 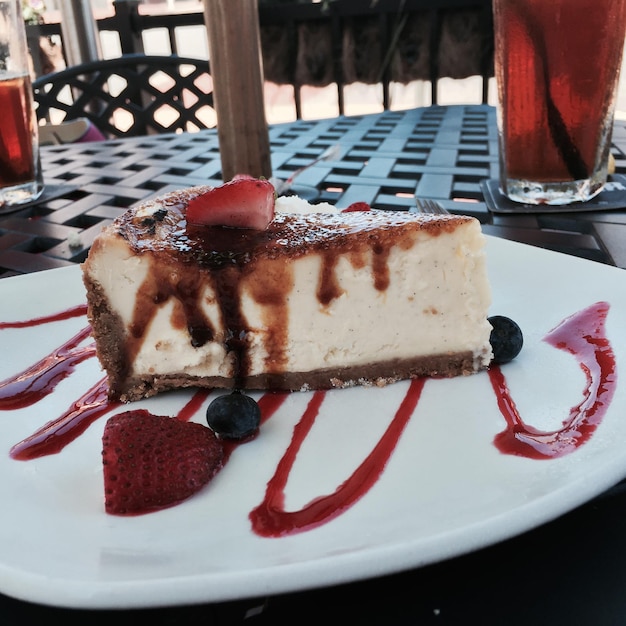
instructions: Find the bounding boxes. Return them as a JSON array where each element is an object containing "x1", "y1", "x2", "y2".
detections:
[
  {"x1": 186, "y1": 177, "x2": 275, "y2": 230},
  {"x1": 342, "y1": 201, "x2": 371, "y2": 212},
  {"x1": 102, "y1": 409, "x2": 224, "y2": 515}
]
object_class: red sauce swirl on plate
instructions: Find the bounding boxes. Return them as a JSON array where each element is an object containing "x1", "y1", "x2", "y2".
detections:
[{"x1": 0, "y1": 301, "x2": 617, "y2": 534}]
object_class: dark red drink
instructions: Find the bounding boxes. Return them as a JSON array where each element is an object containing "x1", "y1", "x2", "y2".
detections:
[
  {"x1": 494, "y1": 0, "x2": 626, "y2": 204},
  {"x1": 0, "y1": 74, "x2": 37, "y2": 189}
]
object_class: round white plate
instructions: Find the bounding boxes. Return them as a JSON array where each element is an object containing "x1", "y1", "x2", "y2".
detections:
[{"x1": 1, "y1": 236, "x2": 625, "y2": 609}]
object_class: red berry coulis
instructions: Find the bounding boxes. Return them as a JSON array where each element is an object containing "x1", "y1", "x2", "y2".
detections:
[{"x1": 0, "y1": 300, "x2": 617, "y2": 535}]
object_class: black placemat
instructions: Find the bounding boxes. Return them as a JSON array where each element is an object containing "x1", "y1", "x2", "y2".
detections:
[{"x1": 482, "y1": 175, "x2": 626, "y2": 214}]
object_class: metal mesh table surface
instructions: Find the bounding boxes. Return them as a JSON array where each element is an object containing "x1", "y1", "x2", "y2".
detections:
[{"x1": 1, "y1": 104, "x2": 625, "y2": 278}]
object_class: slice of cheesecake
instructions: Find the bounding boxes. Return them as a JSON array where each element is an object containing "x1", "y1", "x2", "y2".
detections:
[{"x1": 82, "y1": 186, "x2": 493, "y2": 402}]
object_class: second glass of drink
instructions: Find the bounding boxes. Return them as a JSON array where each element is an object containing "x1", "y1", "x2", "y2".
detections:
[{"x1": 493, "y1": 0, "x2": 626, "y2": 205}]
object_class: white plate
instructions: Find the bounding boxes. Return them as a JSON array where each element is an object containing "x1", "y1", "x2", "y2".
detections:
[{"x1": 1, "y1": 236, "x2": 626, "y2": 610}]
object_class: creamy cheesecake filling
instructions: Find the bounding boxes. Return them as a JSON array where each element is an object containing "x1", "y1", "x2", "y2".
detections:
[{"x1": 83, "y1": 188, "x2": 493, "y2": 401}]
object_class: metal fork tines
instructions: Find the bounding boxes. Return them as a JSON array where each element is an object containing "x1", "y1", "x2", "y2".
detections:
[{"x1": 414, "y1": 198, "x2": 449, "y2": 215}]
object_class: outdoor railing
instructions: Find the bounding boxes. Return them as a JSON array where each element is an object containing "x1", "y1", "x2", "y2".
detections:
[{"x1": 28, "y1": 0, "x2": 494, "y2": 119}]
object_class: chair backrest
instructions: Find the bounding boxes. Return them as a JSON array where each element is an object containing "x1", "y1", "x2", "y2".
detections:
[{"x1": 32, "y1": 54, "x2": 215, "y2": 138}]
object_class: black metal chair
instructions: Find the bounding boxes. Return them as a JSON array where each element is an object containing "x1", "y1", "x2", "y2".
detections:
[{"x1": 32, "y1": 54, "x2": 215, "y2": 138}]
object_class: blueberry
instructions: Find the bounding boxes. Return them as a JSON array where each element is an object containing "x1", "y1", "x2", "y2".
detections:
[
  {"x1": 206, "y1": 391, "x2": 261, "y2": 440},
  {"x1": 488, "y1": 315, "x2": 523, "y2": 365}
]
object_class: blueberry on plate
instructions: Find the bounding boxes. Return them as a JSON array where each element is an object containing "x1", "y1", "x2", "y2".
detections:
[
  {"x1": 488, "y1": 315, "x2": 523, "y2": 365},
  {"x1": 206, "y1": 390, "x2": 261, "y2": 440}
]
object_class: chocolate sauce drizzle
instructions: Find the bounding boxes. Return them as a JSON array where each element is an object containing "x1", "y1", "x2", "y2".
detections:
[{"x1": 117, "y1": 210, "x2": 426, "y2": 393}]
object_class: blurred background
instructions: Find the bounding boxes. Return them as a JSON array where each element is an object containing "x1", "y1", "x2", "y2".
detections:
[{"x1": 24, "y1": 0, "x2": 626, "y2": 125}]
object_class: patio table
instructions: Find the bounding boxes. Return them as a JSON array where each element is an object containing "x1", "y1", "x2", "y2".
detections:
[
  {"x1": 2, "y1": 104, "x2": 626, "y2": 277},
  {"x1": 2, "y1": 104, "x2": 626, "y2": 624}
]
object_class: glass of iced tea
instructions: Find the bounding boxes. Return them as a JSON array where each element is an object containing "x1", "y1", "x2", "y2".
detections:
[
  {"x1": 0, "y1": 0, "x2": 43, "y2": 209},
  {"x1": 493, "y1": 0, "x2": 626, "y2": 205}
]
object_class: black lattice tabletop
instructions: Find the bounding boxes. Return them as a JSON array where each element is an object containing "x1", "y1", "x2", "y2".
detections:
[{"x1": 2, "y1": 104, "x2": 626, "y2": 278}]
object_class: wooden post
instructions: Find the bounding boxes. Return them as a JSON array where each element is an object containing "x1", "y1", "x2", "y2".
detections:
[
  {"x1": 57, "y1": 0, "x2": 102, "y2": 66},
  {"x1": 203, "y1": 0, "x2": 272, "y2": 181}
]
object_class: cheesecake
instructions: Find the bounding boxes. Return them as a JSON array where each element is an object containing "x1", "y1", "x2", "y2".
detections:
[{"x1": 82, "y1": 186, "x2": 493, "y2": 402}]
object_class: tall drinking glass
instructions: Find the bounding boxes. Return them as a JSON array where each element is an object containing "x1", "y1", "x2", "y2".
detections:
[
  {"x1": 493, "y1": 0, "x2": 626, "y2": 205},
  {"x1": 0, "y1": 0, "x2": 43, "y2": 208}
]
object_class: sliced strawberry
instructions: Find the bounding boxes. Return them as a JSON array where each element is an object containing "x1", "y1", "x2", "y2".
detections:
[
  {"x1": 186, "y1": 177, "x2": 275, "y2": 230},
  {"x1": 342, "y1": 201, "x2": 371, "y2": 212},
  {"x1": 102, "y1": 409, "x2": 224, "y2": 515}
]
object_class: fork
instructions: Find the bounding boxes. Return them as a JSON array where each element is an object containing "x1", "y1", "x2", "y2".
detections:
[
  {"x1": 270, "y1": 144, "x2": 341, "y2": 196},
  {"x1": 414, "y1": 198, "x2": 449, "y2": 215}
]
